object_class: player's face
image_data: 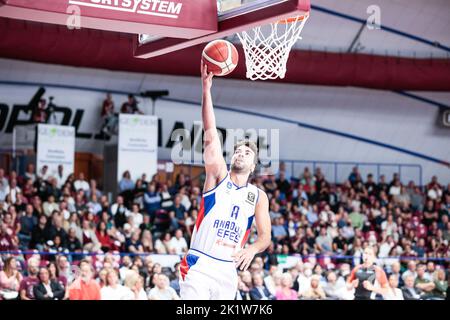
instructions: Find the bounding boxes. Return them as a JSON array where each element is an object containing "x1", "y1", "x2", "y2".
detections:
[{"x1": 231, "y1": 145, "x2": 255, "y2": 174}]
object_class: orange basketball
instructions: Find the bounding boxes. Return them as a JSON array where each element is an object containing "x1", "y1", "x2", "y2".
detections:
[{"x1": 202, "y1": 40, "x2": 239, "y2": 76}]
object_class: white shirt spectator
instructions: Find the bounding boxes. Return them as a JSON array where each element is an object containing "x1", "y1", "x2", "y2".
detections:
[
  {"x1": 129, "y1": 211, "x2": 143, "y2": 230},
  {"x1": 101, "y1": 285, "x2": 130, "y2": 300},
  {"x1": 154, "y1": 239, "x2": 168, "y2": 254},
  {"x1": 74, "y1": 179, "x2": 90, "y2": 192},
  {"x1": 55, "y1": 174, "x2": 65, "y2": 189},
  {"x1": 147, "y1": 286, "x2": 180, "y2": 300},
  {"x1": 43, "y1": 201, "x2": 59, "y2": 217},
  {"x1": 383, "y1": 288, "x2": 404, "y2": 300},
  {"x1": 168, "y1": 236, "x2": 188, "y2": 255},
  {"x1": 389, "y1": 185, "x2": 401, "y2": 196},
  {"x1": 110, "y1": 203, "x2": 130, "y2": 217},
  {"x1": 180, "y1": 194, "x2": 191, "y2": 211},
  {"x1": 381, "y1": 221, "x2": 397, "y2": 236},
  {"x1": 25, "y1": 172, "x2": 36, "y2": 183},
  {"x1": 297, "y1": 272, "x2": 312, "y2": 297},
  {"x1": 427, "y1": 188, "x2": 442, "y2": 200},
  {"x1": 122, "y1": 287, "x2": 147, "y2": 300},
  {"x1": 5, "y1": 185, "x2": 21, "y2": 204},
  {"x1": 378, "y1": 242, "x2": 393, "y2": 259}
]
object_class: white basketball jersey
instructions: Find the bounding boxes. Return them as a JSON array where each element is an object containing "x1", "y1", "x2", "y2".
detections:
[{"x1": 190, "y1": 172, "x2": 259, "y2": 262}]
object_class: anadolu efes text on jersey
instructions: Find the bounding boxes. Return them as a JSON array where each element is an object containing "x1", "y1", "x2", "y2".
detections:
[{"x1": 190, "y1": 172, "x2": 259, "y2": 262}]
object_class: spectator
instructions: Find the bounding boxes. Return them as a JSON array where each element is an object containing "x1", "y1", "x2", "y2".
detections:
[
  {"x1": 402, "y1": 261, "x2": 417, "y2": 282},
  {"x1": 402, "y1": 275, "x2": 421, "y2": 300},
  {"x1": 121, "y1": 270, "x2": 146, "y2": 300},
  {"x1": 303, "y1": 275, "x2": 326, "y2": 300},
  {"x1": 315, "y1": 227, "x2": 333, "y2": 253},
  {"x1": 100, "y1": 92, "x2": 118, "y2": 136},
  {"x1": 414, "y1": 264, "x2": 435, "y2": 298},
  {"x1": 272, "y1": 217, "x2": 288, "y2": 244},
  {"x1": 388, "y1": 261, "x2": 404, "y2": 288},
  {"x1": 349, "y1": 207, "x2": 365, "y2": 230},
  {"x1": 18, "y1": 204, "x2": 37, "y2": 249},
  {"x1": 119, "y1": 255, "x2": 133, "y2": 281},
  {"x1": 275, "y1": 273, "x2": 297, "y2": 300},
  {"x1": 96, "y1": 221, "x2": 112, "y2": 252},
  {"x1": 168, "y1": 195, "x2": 187, "y2": 230},
  {"x1": 87, "y1": 194, "x2": 102, "y2": 216},
  {"x1": 73, "y1": 173, "x2": 90, "y2": 193},
  {"x1": 129, "y1": 204, "x2": 144, "y2": 230},
  {"x1": 121, "y1": 94, "x2": 143, "y2": 115},
  {"x1": 47, "y1": 261, "x2": 67, "y2": 298},
  {"x1": 154, "y1": 232, "x2": 171, "y2": 254},
  {"x1": 80, "y1": 220, "x2": 101, "y2": 253},
  {"x1": 147, "y1": 273, "x2": 179, "y2": 300},
  {"x1": 125, "y1": 230, "x2": 144, "y2": 254},
  {"x1": 323, "y1": 271, "x2": 346, "y2": 300},
  {"x1": 56, "y1": 255, "x2": 73, "y2": 284},
  {"x1": 33, "y1": 267, "x2": 65, "y2": 300},
  {"x1": 169, "y1": 262, "x2": 180, "y2": 295},
  {"x1": 431, "y1": 268, "x2": 447, "y2": 300},
  {"x1": 143, "y1": 183, "x2": 161, "y2": 218},
  {"x1": 383, "y1": 274, "x2": 404, "y2": 300},
  {"x1": 66, "y1": 228, "x2": 83, "y2": 261},
  {"x1": 100, "y1": 269, "x2": 129, "y2": 300},
  {"x1": 68, "y1": 259, "x2": 101, "y2": 300},
  {"x1": 111, "y1": 196, "x2": 129, "y2": 229},
  {"x1": 119, "y1": 171, "x2": 135, "y2": 194},
  {"x1": 54, "y1": 165, "x2": 65, "y2": 189},
  {"x1": 19, "y1": 257, "x2": 40, "y2": 300},
  {"x1": 237, "y1": 276, "x2": 252, "y2": 300},
  {"x1": 250, "y1": 272, "x2": 274, "y2": 300},
  {"x1": 42, "y1": 195, "x2": 59, "y2": 217},
  {"x1": 168, "y1": 229, "x2": 188, "y2": 255},
  {"x1": 0, "y1": 257, "x2": 22, "y2": 300}
]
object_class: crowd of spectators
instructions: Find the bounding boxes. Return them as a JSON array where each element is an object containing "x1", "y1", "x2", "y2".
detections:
[{"x1": 0, "y1": 161, "x2": 449, "y2": 300}]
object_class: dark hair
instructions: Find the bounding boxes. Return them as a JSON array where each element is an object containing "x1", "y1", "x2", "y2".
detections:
[
  {"x1": 234, "y1": 139, "x2": 258, "y2": 165},
  {"x1": 3, "y1": 257, "x2": 16, "y2": 275},
  {"x1": 47, "y1": 261, "x2": 59, "y2": 278}
]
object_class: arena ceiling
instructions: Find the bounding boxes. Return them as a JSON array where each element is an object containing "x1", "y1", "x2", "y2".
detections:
[{"x1": 0, "y1": 0, "x2": 449, "y2": 91}]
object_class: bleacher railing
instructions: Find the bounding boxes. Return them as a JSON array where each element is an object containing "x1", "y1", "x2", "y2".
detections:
[{"x1": 279, "y1": 159, "x2": 423, "y2": 187}]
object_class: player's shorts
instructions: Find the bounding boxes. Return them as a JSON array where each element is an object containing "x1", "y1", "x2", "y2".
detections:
[{"x1": 179, "y1": 248, "x2": 238, "y2": 300}]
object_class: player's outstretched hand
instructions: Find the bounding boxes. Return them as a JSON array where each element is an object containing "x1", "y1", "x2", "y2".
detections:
[
  {"x1": 201, "y1": 61, "x2": 214, "y2": 91},
  {"x1": 232, "y1": 246, "x2": 258, "y2": 271}
]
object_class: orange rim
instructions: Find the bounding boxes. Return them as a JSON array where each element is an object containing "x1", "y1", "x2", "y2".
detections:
[{"x1": 277, "y1": 13, "x2": 308, "y2": 24}]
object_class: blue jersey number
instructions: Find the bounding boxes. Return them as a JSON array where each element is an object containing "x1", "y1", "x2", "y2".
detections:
[{"x1": 231, "y1": 205, "x2": 240, "y2": 219}]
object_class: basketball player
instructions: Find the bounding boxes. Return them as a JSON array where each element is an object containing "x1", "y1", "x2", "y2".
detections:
[
  {"x1": 178, "y1": 63, "x2": 271, "y2": 300},
  {"x1": 347, "y1": 246, "x2": 389, "y2": 300}
]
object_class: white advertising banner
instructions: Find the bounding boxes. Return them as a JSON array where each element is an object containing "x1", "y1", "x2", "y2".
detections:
[
  {"x1": 36, "y1": 124, "x2": 75, "y2": 182},
  {"x1": 118, "y1": 114, "x2": 158, "y2": 183}
]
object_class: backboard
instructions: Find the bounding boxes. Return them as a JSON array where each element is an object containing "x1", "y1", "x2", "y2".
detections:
[{"x1": 134, "y1": 0, "x2": 310, "y2": 59}]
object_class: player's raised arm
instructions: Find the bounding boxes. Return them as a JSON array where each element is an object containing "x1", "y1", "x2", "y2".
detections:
[{"x1": 201, "y1": 62, "x2": 227, "y2": 186}]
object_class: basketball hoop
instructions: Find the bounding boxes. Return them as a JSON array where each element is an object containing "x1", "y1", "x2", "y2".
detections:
[{"x1": 237, "y1": 13, "x2": 309, "y2": 80}]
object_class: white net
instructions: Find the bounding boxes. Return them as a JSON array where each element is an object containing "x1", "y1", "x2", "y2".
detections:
[{"x1": 237, "y1": 14, "x2": 309, "y2": 80}]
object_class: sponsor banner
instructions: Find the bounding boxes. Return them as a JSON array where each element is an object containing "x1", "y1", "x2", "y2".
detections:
[
  {"x1": 36, "y1": 124, "x2": 75, "y2": 182},
  {"x1": 0, "y1": 0, "x2": 217, "y2": 37},
  {"x1": 117, "y1": 114, "x2": 158, "y2": 183}
]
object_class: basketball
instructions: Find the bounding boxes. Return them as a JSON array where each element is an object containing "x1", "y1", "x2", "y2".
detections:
[{"x1": 202, "y1": 39, "x2": 239, "y2": 76}]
